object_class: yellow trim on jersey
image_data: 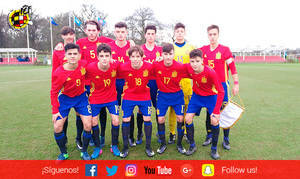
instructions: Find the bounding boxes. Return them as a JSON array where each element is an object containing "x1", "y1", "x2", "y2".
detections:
[{"x1": 224, "y1": 63, "x2": 228, "y2": 82}]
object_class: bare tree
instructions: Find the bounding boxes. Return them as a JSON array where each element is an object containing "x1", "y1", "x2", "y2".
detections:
[{"x1": 124, "y1": 7, "x2": 163, "y2": 45}]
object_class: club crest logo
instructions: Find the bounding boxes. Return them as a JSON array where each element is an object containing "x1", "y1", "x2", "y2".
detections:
[
  {"x1": 143, "y1": 70, "x2": 148, "y2": 77},
  {"x1": 111, "y1": 70, "x2": 116, "y2": 77},
  {"x1": 216, "y1": 52, "x2": 221, "y2": 59},
  {"x1": 8, "y1": 5, "x2": 32, "y2": 30},
  {"x1": 171, "y1": 71, "x2": 177, "y2": 78}
]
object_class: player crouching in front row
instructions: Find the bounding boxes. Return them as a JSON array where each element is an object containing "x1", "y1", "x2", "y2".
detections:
[
  {"x1": 184, "y1": 49, "x2": 224, "y2": 160},
  {"x1": 119, "y1": 46, "x2": 155, "y2": 158},
  {"x1": 86, "y1": 44, "x2": 121, "y2": 158},
  {"x1": 50, "y1": 43, "x2": 93, "y2": 160}
]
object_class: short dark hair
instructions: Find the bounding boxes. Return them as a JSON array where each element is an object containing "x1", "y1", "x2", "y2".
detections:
[
  {"x1": 189, "y1": 49, "x2": 203, "y2": 59},
  {"x1": 61, "y1": 26, "x2": 75, "y2": 35},
  {"x1": 64, "y1": 43, "x2": 80, "y2": 53},
  {"x1": 174, "y1": 22, "x2": 185, "y2": 30},
  {"x1": 84, "y1": 20, "x2": 100, "y2": 31},
  {"x1": 207, "y1": 24, "x2": 219, "y2": 33},
  {"x1": 115, "y1": 22, "x2": 127, "y2": 29},
  {"x1": 128, "y1": 46, "x2": 144, "y2": 57},
  {"x1": 162, "y1": 43, "x2": 174, "y2": 53},
  {"x1": 145, "y1": 24, "x2": 157, "y2": 33},
  {"x1": 97, "y1": 43, "x2": 111, "y2": 55}
]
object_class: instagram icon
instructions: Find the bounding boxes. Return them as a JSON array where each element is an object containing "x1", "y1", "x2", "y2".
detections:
[{"x1": 125, "y1": 164, "x2": 137, "y2": 177}]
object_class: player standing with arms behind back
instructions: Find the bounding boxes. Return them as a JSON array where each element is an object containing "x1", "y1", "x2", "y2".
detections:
[{"x1": 200, "y1": 25, "x2": 239, "y2": 150}]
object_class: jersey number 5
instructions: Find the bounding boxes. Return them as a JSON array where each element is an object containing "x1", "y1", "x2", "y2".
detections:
[
  {"x1": 90, "y1": 50, "x2": 96, "y2": 59},
  {"x1": 208, "y1": 60, "x2": 215, "y2": 68}
]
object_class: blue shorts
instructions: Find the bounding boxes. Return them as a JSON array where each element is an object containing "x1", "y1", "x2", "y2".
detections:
[
  {"x1": 58, "y1": 92, "x2": 91, "y2": 120},
  {"x1": 222, "y1": 81, "x2": 230, "y2": 103},
  {"x1": 122, "y1": 100, "x2": 152, "y2": 118},
  {"x1": 91, "y1": 100, "x2": 119, "y2": 117},
  {"x1": 187, "y1": 93, "x2": 217, "y2": 115},
  {"x1": 85, "y1": 85, "x2": 90, "y2": 95},
  {"x1": 116, "y1": 79, "x2": 125, "y2": 105},
  {"x1": 157, "y1": 90, "x2": 185, "y2": 117},
  {"x1": 147, "y1": 80, "x2": 158, "y2": 108}
]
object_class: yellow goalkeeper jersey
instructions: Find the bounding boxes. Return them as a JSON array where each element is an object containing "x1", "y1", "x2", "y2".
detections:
[{"x1": 173, "y1": 42, "x2": 195, "y2": 104}]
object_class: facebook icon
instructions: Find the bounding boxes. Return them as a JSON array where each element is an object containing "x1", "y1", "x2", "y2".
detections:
[{"x1": 85, "y1": 164, "x2": 97, "y2": 176}]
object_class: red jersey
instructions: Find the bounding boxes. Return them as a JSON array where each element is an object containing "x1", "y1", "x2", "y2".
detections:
[
  {"x1": 109, "y1": 41, "x2": 130, "y2": 64},
  {"x1": 50, "y1": 60, "x2": 87, "y2": 114},
  {"x1": 76, "y1": 36, "x2": 113, "y2": 63},
  {"x1": 119, "y1": 62, "x2": 154, "y2": 101},
  {"x1": 86, "y1": 62, "x2": 118, "y2": 104},
  {"x1": 153, "y1": 60, "x2": 188, "y2": 93},
  {"x1": 141, "y1": 44, "x2": 162, "y2": 64},
  {"x1": 200, "y1": 44, "x2": 233, "y2": 82},
  {"x1": 76, "y1": 36, "x2": 113, "y2": 85},
  {"x1": 186, "y1": 65, "x2": 225, "y2": 114},
  {"x1": 51, "y1": 48, "x2": 67, "y2": 82},
  {"x1": 52, "y1": 49, "x2": 67, "y2": 73}
]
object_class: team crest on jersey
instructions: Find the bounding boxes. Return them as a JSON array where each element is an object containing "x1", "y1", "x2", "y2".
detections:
[
  {"x1": 158, "y1": 70, "x2": 162, "y2": 74},
  {"x1": 216, "y1": 52, "x2": 221, "y2": 59},
  {"x1": 111, "y1": 70, "x2": 116, "y2": 77},
  {"x1": 96, "y1": 42, "x2": 101, "y2": 47},
  {"x1": 66, "y1": 77, "x2": 71, "y2": 81},
  {"x1": 95, "y1": 75, "x2": 100, "y2": 79},
  {"x1": 201, "y1": 76, "x2": 207, "y2": 83},
  {"x1": 83, "y1": 46, "x2": 87, "y2": 49},
  {"x1": 81, "y1": 67, "x2": 86, "y2": 75},
  {"x1": 143, "y1": 70, "x2": 149, "y2": 77},
  {"x1": 112, "y1": 51, "x2": 116, "y2": 54},
  {"x1": 172, "y1": 71, "x2": 177, "y2": 78},
  {"x1": 156, "y1": 52, "x2": 160, "y2": 57},
  {"x1": 128, "y1": 73, "x2": 133, "y2": 77}
]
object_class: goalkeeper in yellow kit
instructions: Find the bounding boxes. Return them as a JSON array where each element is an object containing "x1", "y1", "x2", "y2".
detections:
[{"x1": 168, "y1": 23, "x2": 194, "y2": 144}]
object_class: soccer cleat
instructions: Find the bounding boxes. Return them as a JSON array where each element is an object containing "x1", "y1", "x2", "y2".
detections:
[
  {"x1": 168, "y1": 133, "x2": 176, "y2": 144},
  {"x1": 89, "y1": 138, "x2": 95, "y2": 146},
  {"x1": 120, "y1": 149, "x2": 129, "y2": 158},
  {"x1": 111, "y1": 145, "x2": 121, "y2": 156},
  {"x1": 129, "y1": 138, "x2": 136, "y2": 147},
  {"x1": 157, "y1": 144, "x2": 167, "y2": 154},
  {"x1": 100, "y1": 136, "x2": 105, "y2": 148},
  {"x1": 136, "y1": 132, "x2": 144, "y2": 145},
  {"x1": 57, "y1": 153, "x2": 69, "y2": 160},
  {"x1": 75, "y1": 139, "x2": 83, "y2": 151},
  {"x1": 210, "y1": 150, "x2": 220, "y2": 160},
  {"x1": 202, "y1": 137, "x2": 212, "y2": 146},
  {"x1": 81, "y1": 151, "x2": 91, "y2": 160},
  {"x1": 91, "y1": 147, "x2": 103, "y2": 159},
  {"x1": 145, "y1": 147, "x2": 155, "y2": 157},
  {"x1": 177, "y1": 145, "x2": 187, "y2": 154},
  {"x1": 186, "y1": 145, "x2": 197, "y2": 156},
  {"x1": 222, "y1": 140, "x2": 231, "y2": 150}
]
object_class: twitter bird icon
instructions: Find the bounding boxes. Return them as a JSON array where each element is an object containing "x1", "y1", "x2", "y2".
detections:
[{"x1": 106, "y1": 166, "x2": 118, "y2": 176}]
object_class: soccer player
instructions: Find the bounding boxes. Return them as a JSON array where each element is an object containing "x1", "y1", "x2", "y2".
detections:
[
  {"x1": 118, "y1": 46, "x2": 155, "y2": 158},
  {"x1": 168, "y1": 23, "x2": 194, "y2": 144},
  {"x1": 200, "y1": 25, "x2": 239, "y2": 150},
  {"x1": 141, "y1": 24, "x2": 162, "y2": 144},
  {"x1": 51, "y1": 26, "x2": 76, "y2": 147},
  {"x1": 108, "y1": 22, "x2": 138, "y2": 147},
  {"x1": 154, "y1": 43, "x2": 188, "y2": 155},
  {"x1": 86, "y1": 43, "x2": 121, "y2": 158},
  {"x1": 184, "y1": 49, "x2": 225, "y2": 159},
  {"x1": 76, "y1": 20, "x2": 114, "y2": 148},
  {"x1": 50, "y1": 43, "x2": 93, "y2": 160}
]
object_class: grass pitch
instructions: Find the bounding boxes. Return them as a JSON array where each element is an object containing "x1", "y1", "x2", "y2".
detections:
[{"x1": 0, "y1": 63, "x2": 299, "y2": 160}]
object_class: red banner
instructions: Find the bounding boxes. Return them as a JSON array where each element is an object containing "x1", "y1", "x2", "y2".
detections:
[{"x1": 0, "y1": 160, "x2": 299, "y2": 178}]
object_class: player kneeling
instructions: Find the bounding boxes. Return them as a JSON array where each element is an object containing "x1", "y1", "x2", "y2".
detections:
[
  {"x1": 86, "y1": 44, "x2": 121, "y2": 158},
  {"x1": 184, "y1": 49, "x2": 224, "y2": 159},
  {"x1": 119, "y1": 46, "x2": 155, "y2": 158},
  {"x1": 50, "y1": 43, "x2": 93, "y2": 160}
]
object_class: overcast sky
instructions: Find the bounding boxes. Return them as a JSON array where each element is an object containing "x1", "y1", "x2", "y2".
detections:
[{"x1": 2, "y1": 0, "x2": 300, "y2": 50}]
